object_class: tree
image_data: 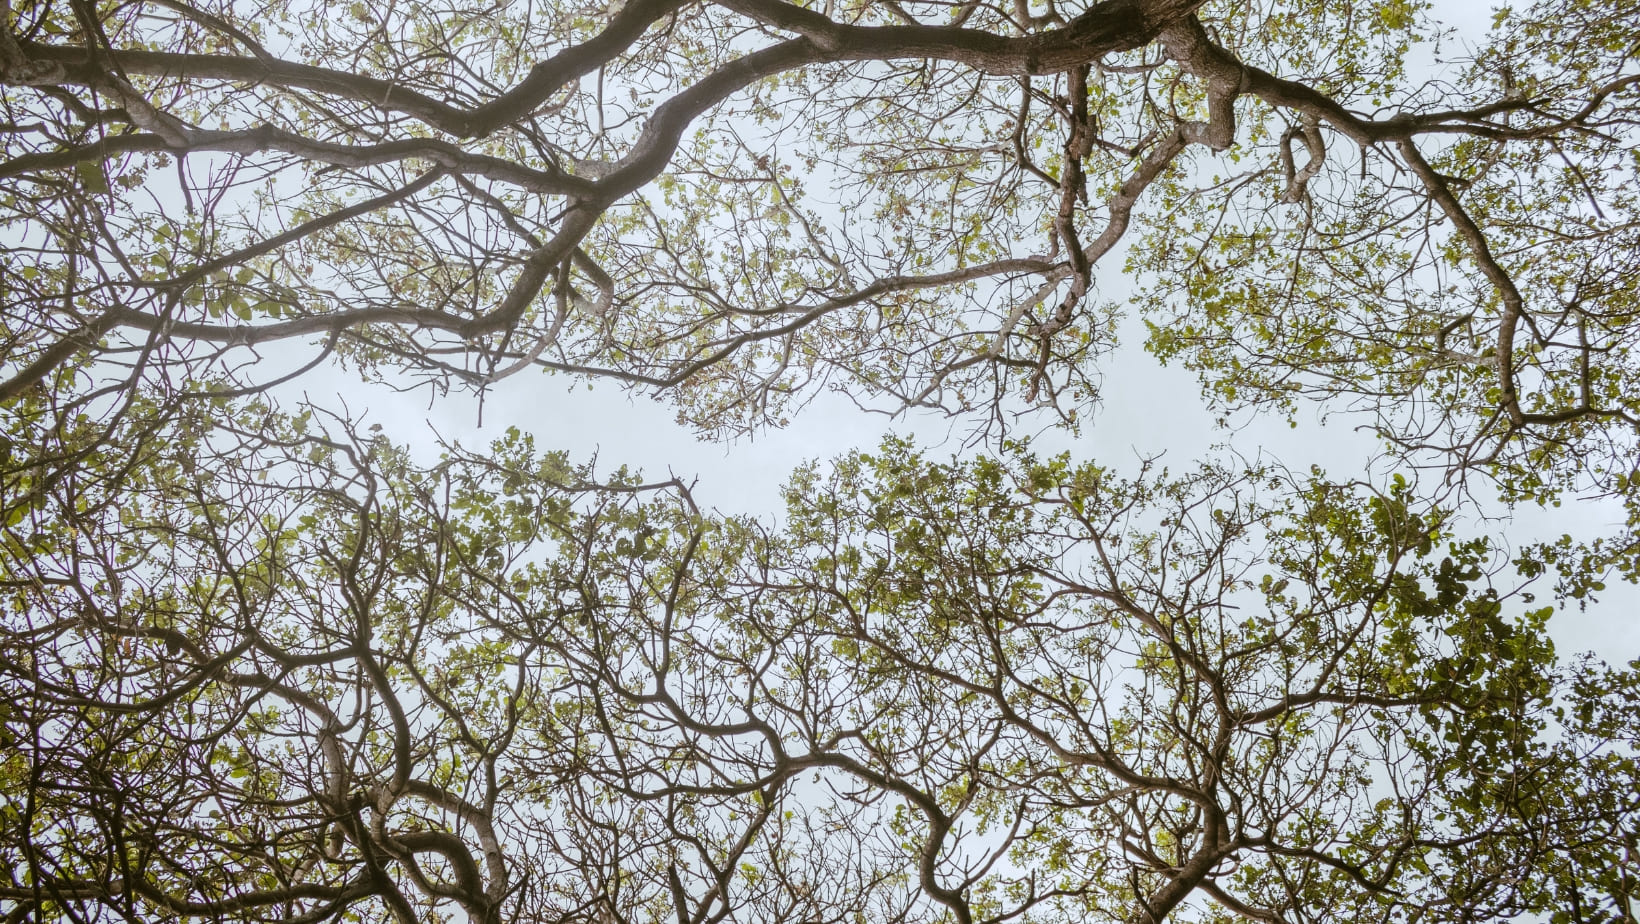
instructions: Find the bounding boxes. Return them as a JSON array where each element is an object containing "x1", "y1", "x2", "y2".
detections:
[
  {"x1": 1, "y1": 405, "x2": 1636, "y2": 923},
  {"x1": 5, "y1": 0, "x2": 1640, "y2": 921},
  {"x1": 2, "y1": 0, "x2": 1638, "y2": 484}
]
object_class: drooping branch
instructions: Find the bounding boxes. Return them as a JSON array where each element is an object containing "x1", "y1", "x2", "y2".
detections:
[{"x1": 1396, "y1": 138, "x2": 1527, "y2": 428}]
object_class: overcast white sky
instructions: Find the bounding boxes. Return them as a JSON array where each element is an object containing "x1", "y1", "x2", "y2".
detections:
[{"x1": 261, "y1": 0, "x2": 1640, "y2": 665}]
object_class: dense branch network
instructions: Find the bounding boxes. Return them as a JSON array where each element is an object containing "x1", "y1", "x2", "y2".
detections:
[
  {"x1": 1, "y1": 403, "x2": 1634, "y2": 924},
  {"x1": 2, "y1": 0, "x2": 1636, "y2": 485},
  {"x1": 5, "y1": 2, "x2": 1640, "y2": 922}
]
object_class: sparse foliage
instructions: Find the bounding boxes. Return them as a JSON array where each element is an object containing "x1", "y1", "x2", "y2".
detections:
[
  {"x1": 3, "y1": 409, "x2": 1636, "y2": 924},
  {"x1": 3, "y1": 0, "x2": 1638, "y2": 468},
  {"x1": 4, "y1": 0, "x2": 1640, "y2": 921}
]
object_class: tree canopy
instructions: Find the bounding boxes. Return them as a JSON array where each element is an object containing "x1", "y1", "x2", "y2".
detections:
[
  {"x1": 3, "y1": 0, "x2": 1638, "y2": 457},
  {"x1": 3, "y1": 0, "x2": 1640, "y2": 920},
  {"x1": 3, "y1": 409, "x2": 1637, "y2": 923}
]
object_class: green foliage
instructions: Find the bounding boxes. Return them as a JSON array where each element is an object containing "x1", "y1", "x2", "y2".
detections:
[
  {"x1": 1, "y1": 397, "x2": 1633, "y2": 923},
  {"x1": 4, "y1": 0, "x2": 1640, "y2": 919}
]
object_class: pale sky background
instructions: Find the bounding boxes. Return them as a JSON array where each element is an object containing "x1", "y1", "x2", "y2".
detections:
[
  {"x1": 263, "y1": 0, "x2": 1640, "y2": 664},
  {"x1": 275, "y1": 309, "x2": 1640, "y2": 664}
]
